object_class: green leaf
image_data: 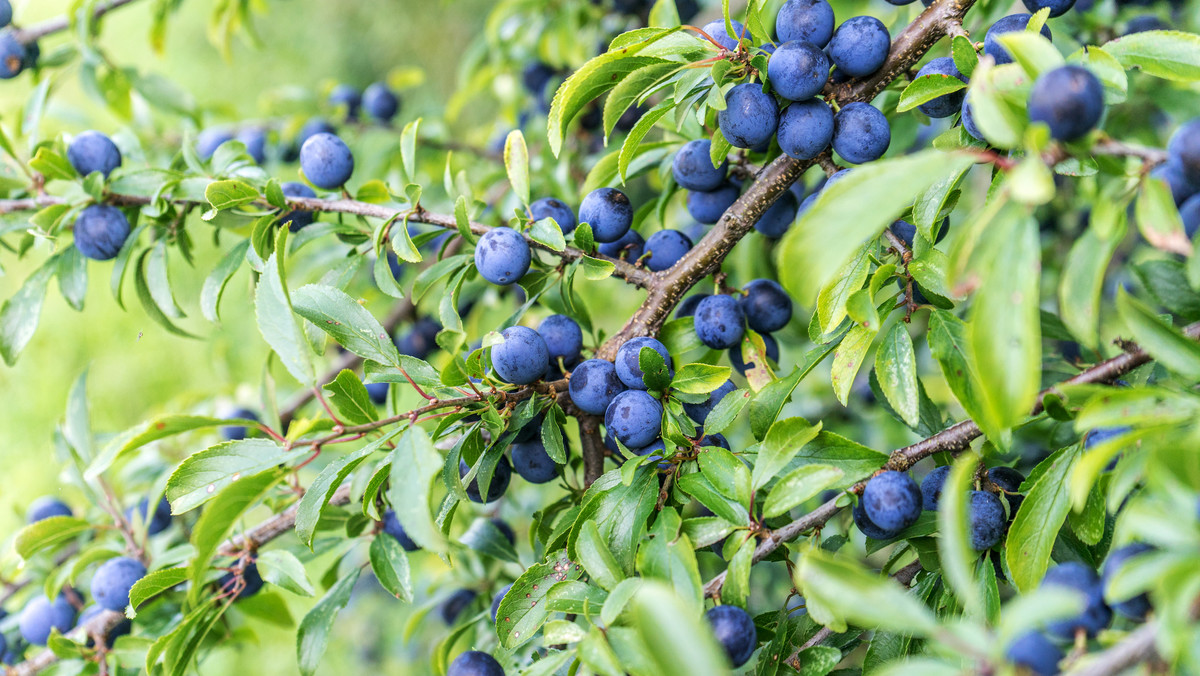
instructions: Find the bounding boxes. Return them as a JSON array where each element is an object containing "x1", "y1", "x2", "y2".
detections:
[
  {"x1": 165, "y1": 439, "x2": 291, "y2": 514},
  {"x1": 503, "y1": 130, "x2": 530, "y2": 206},
  {"x1": 497, "y1": 550, "x2": 584, "y2": 648},
  {"x1": 927, "y1": 311, "x2": 986, "y2": 427},
  {"x1": 29, "y1": 147, "x2": 76, "y2": 180},
  {"x1": 257, "y1": 550, "x2": 315, "y2": 597},
  {"x1": 129, "y1": 567, "x2": 189, "y2": 613},
  {"x1": 581, "y1": 255, "x2": 615, "y2": 280},
  {"x1": 571, "y1": 468, "x2": 661, "y2": 573},
  {"x1": 830, "y1": 323, "x2": 876, "y2": 405},
  {"x1": 876, "y1": 323, "x2": 920, "y2": 427},
  {"x1": 146, "y1": 239, "x2": 185, "y2": 318},
  {"x1": 1004, "y1": 447, "x2": 1081, "y2": 591},
  {"x1": 14, "y1": 516, "x2": 91, "y2": 559},
  {"x1": 816, "y1": 244, "x2": 871, "y2": 334},
  {"x1": 752, "y1": 417, "x2": 821, "y2": 491},
  {"x1": 291, "y1": 284, "x2": 401, "y2": 368},
  {"x1": 88, "y1": 415, "x2": 252, "y2": 479},
  {"x1": 677, "y1": 472, "x2": 748, "y2": 525},
  {"x1": 134, "y1": 248, "x2": 197, "y2": 338},
  {"x1": 297, "y1": 568, "x2": 361, "y2": 676},
  {"x1": 205, "y1": 179, "x2": 259, "y2": 211},
  {"x1": 1059, "y1": 225, "x2": 1120, "y2": 350},
  {"x1": 369, "y1": 535, "x2": 413, "y2": 601},
  {"x1": 995, "y1": 31, "x2": 1064, "y2": 78},
  {"x1": 256, "y1": 228, "x2": 315, "y2": 385},
  {"x1": 200, "y1": 239, "x2": 249, "y2": 323},
  {"x1": 389, "y1": 216, "x2": 422, "y2": 264},
  {"x1": 603, "y1": 60, "x2": 679, "y2": 138},
  {"x1": 952, "y1": 35, "x2": 978, "y2": 79},
  {"x1": 1117, "y1": 289, "x2": 1200, "y2": 379},
  {"x1": 631, "y1": 582, "x2": 730, "y2": 675},
  {"x1": 1067, "y1": 46, "x2": 1128, "y2": 103},
  {"x1": 529, "y1": 217, "x2": 567, "y2": 252},
  {"x1": 897, "y1": 74, "x2": 967, "y2": 112},
  {"x1": 794, "y1": 547, "x2": 939, "y2": 635},
  {"x1": 459, "y1": 517, "x2": 520, "y2": 563},
  {"x1": 638, "y1": 345, "x2": 672, "y2": 391},
  {"x1": 577, "y1": 520, "x2": 625, "y2": 591},
  {"x1": 399, "y1": 119, "x2": 421, "y2": 182},
  {"x1": 794, "y1": 431, "x2": 889, "y2": 486},
  {"x1": 1136, "y1": 174, "x2": 1191, "y2": 255},
  {"x1": 762, "y1": 464, "x2": 844, "y2": 519},
  {"x1": 619, "y1": 98, "x2": 674, "y2": 182},
  {"x1": 702, "y1": 386, "x2": 750, "y2": 436},
  {"x1": 699, "y1": 447, "x2": 751, "y2": 506},
  {"x1": 323, "y1": 369, "x2": 379, "y2": 425},
  {"x1": 0, "y1": 255, "x2": 56, "y2": 366},
  {"x1": 671, "y1": 363, "x2": 731, "y2": 394},
  {"x1": 387, "y1": 427, "x2": 448, "y2": 552},
  {"x1": 1104, "y1": 30, "x2": 1200, "y2": 81},
  {"x1": 938, "y1": 452, "x2": 984, "y2": 618},
  {"x1": 635, "y1": 508, "x2": 702, "y2": 611}
]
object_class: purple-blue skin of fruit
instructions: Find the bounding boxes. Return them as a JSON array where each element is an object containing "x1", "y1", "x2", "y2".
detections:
[
  {"x1": 1169, "y1": 120, "x2": 1200, "y2": 185},
  {"x1": 914, "y1": 57, "x2": 968, "y2": 118},
  {"x1": 1040, "y1": 561, "x2": 1113, "y2": 639},
  {"x1": 1084, "y1": 425, "x2": 1132, "y2": 449},
  {"x1": 27, "y1": 496, "x2": 72, "y2": 523},
  {"x1": 438, "y1": 589, "x2": 478, "y2": 625},
  {"x1": 490, "y1": 583, "x2": 512, "y2": 622},
  {"x1": 91, "y1": 557, "x2": 147, "y2": 611},
  {"x1": 236, "y1": 127, "x2": 267, "y2": 164},
  {"x1": 474, "y1": 226, "x2": 531, "y2": 286},
  {"x1": 729, "y1": 332, "x2": 779, "y2": 375},
  {"x1": 740, "y1": 279, "x2": 793, "y2": 333},
  {"x1": 491, "y1": 518, "x2": 515, "y2": 545},
  {"x1": 512, "y1": 412, "x2": 544, "y2": 443},
  {"x1": 365, "y1": 381, "x2": 389, "y2": 404},
  {"x1": 362, "y1": 82, "x2": 400, "y2": 123},
  {"x1": 777, "y1": 98, "x2": 834, "y2": 161},
  {"x1": 969, "y1": 490, "x2": 1006, "y2": 550},
  {"x1": 459, "y1": 456, "x2": 513, "y2": 503},
  {"x1": 1149, "y1": 161, "x2": 1199, "y2": 206},
  {"x1": 694, "y1": 295, "x2": 746, "y2": 350},
  {"x1": 683, "y1": 379, "x2": 737, "y2": 425},
  {"x1": 706, "y1": 605, "x2": 757, "y2": 667},
  {"x1": 73, "y1": 204, "x2": 132, "y2": 261},
  {"x1": 328, "y1": 84, "x2": 361, "y2": 120},
  {"x1": 280, "y1": 181, "x2": 317, "y2": 231},
  {"x1": 522, "y1": 61, "x2": 556, "y2": 96},
  {"x1": 961, "y1": 96, "x2": 985, "y2": 142},
  {"x1": 775, "y1": 0, "x2": 835, "y2": 48},
  {"x1": 676, "y1": 293, "x2": 710, "y2": 319},
  {"x1": 1182, "y1": 194, "x2": 1200, "y2": 238},
  {"x1": 604, "y1": 390, "x2": 663, "y2": 449},
  {"x1": 633, "y1": 438, "x2": 668, "y2": 470},
  {"x1": 833, "y1": 102, "x2": 891, "y2": 164},
  {"x1": 687, "y1": 181, "x2": 741, "y2": 224},
  {"x1": 988, "y1": 466, "x2": 1026, "y2": 515},
  {"x1": 853, "y1": 500, "x2": 900, "y2": 540},
  {"x1": 767, "y1": 40, "x2": 830, "y2": 101},
  {"x1": 598, "y1": 229, "x2": 645, "y2": 263},
  {"x1": 395, "y1": 317, "x2": 441, "y2": 359},
  {"x1": 891, "y1": 218, "x2": 949, "y2": 247},
  {"x1": 920, "y1": 465, "x2": 951, "y2": 511},
  {"x1": 491, "y1": 326, "x2": 550, "y2": 385},
  {"x1": 643, "y1": 229, "x2": 693, "y2": 271},
  {"x1": 300, "y1": 132, "x2": 355, "y2": 189},
  {"x1": 297, "y1": 117, "x2": 336, "y2": 148},
  {"x1": 984, "y1": 15, "x2": 1053, "y2": 66},
  {"x1": 1028, "y1": 65, "x2": 1104, "y2": 142},
  {"x1": 538, "y1": 314, "x2": 583, "y2": 362},
  {"x1": 702, "y1": 19, "x2": 746, "y2": 51},
  {"x1": 718, "y1": 83, "x2": 780, "y2": 149},
  {"x1": 68, "y1": 131, "x2": 122, "y2": 179},
  {"x1": 672, "y1": 139, "x2": 729, "y2": 192},
  {"x1": 1022, "y1": 0, "x2": 1076, "y2": 18},
  {"x1": 382, "y1": 508, "x2": 420, "y2": 551},
  {"x1": 512, "y1": 439, "x2": 559, "y2": 483},
  {"x1": 579, "y1": 187, "x2": 634, "y2": 243},
  {"x1": 220, "y1": 407, "x2": 258, "y2": 441},
  {"x1": 1102, "y1": 543, "x2": 1155, "y2": 620},
  {"x1": 569, "y1": 359, "x2": 627, "y2": 415},
  {"x1": 0, "y1": 30, "x2": 25, "y2": 79},
  {"x1": 615, "y1": 336, "x2": 673, "y2": 389},
  {"x1": 529, "y1": 197, "x2": 577, "y2": 234},
  {"x1": 126, "y1": 497, "x2": 172, "y2": 535},
  {"x1": 0, "y1": 2, "x2": 11, "y2": 28},
  {"x1": 1007, "y1": 631, "x2": 1064, "y2": 676},
  {"x1": 195, "y1": 128, "x2": 233, "y2": 160},
  {"x1": 218, "y1": 563, "x2": 264, "y2": 599},
  {"x1": 862, "y1": 471, "x2": 922, "y2": 532},
  {"x1": 754, "y1": 188, "x2": 800, "y2": 238},
  {"x1": 700, "y1": 433, "x2": 730, "y2": 450},
  {"x1": 1123, "y1": 14, "x2": 1166, "y2": 33},
  {"x1": 827, "y1": 16, "x2": 889, "y2": 78},
  {"x1": 19, "y1": 595, "x2": 78, "y2": 645},
  {"x1": 447, "y1": 651, "x2": 505, "y2": 676}
]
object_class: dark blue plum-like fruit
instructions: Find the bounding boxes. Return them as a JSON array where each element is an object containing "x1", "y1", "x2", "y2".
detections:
[
  {"x1": 1041, "y1": 562, "x2": 1113, "y2": 639},
  {"x1": 1007, "y1": 631, "x2": 1064, "y2": 676},
  {"x1": 962, "y1": 96, "x2": 984, "y2": 142},
  {"x1": 706, "y1": 605, "x2": 757, "y2": 667},
  {"x1": 19, "y1": 595, "x2": 78, "y2": 645},
  {"x1": 1150, "y1": 161, "x2": 1199, "y2": 206},
  {"x1": 522, "y1": 61, "x2": 556, "y2": 96},
  {"x1": 853, "y1": 501, "x2": 900, "y2": 540},
  {"x1": 512, "y1": 439, "x2": 559, "y2": 483},
  {"x1": 218, "y1": 563, "x2": 264, "y2": 599},
  {"x1": 828, "y1": 16, "x2": 889, "y2": 78},
  {"x1": 862, "y1": 471, "x2": 922, "y2": 532},
  {"x1": 1102, "y1": 543, "x2": 1155, "y2": 620},
  {"x1": 1028, "y1": 65, "x2": 1104, "y2": 142},
  {"x1": 676, "y1": 293, "x2": 710, "y2": 318},
  {"x1": 447, "y1": 651, "x2": 505, "y2": 676},
  {"x1": 767, "y1": 40, "x2": 830, "y2": 101},
  {"x1": 672, "y1": 139, "x2": 729, "y2": 192},
  {"x1": 598, "y1": 229, "x2": 645, "y2": 262},
  {"x1": 604, "y1": 390, "x2": 663, "y2": 449},
  {"x1": 220, "y1": 407, "x2": 258, "y2": 441},
  {"x1": 236, "y1": 127, "x2": 267, "y2": 164},
  {"x1": 984, "y1": 15, "x2": 1053, "y2": 66},
  {"x1": 702, "y1": 19, "x2": 746, "y2": 51},
  {"x1": 490, "y1": 583, "x2": 512, "y2": 622},
  {"x1": 91, "y1": 556, "x2": 146, "y2": 611},
  {"x1": 459, "y1": 456, "x2": 513, "y2": 503},
  {"x1": 700, "y1": 433, "x2": 730, "y2": 450},
  {"x1": 438, "y1": 589, "x2": 478, "y2": 625},
  {"x1": 988, "y1": 466, "x2": 1026, "y2": 515},
  {"x1": 755, "y1": 189, "x2": 800, "y2": 237},
  {"x1": 300, "y1": 132, "x2": 354, "y2": 189},
  {"x1": 328, "y1": 84, "x2": 361, "y2": 119},
  {"x1": 395, "y1": 317, "x2": 441, "y2": 360},
  {"x1": 195, "y1": 128, "x2": 233, "y2": 160},
  {"x1": 739, "y1": 279, "x2": 793, "y2": 333},
  {"x1": 1084, "y1": 425, "x2": 1132, "y2": 449},
  {"x1": 718, "y1": 83, "x2": 780, "y2": 149},
  {"x1": 491, "y1": 518, "x2": 516, "y2": 545},
  {"x1": 76, "y1": 605, "x2": 132, "y2": 647},
  {"x1": 538, "y1": 314, "x2": 583, "y2": 363},
  {"x1": 694, "y1": 294, "x2": 746, "y2": 350},
  {"x1": 920, "y1": 466, "x2": 951, "y2": 511},
  {"x1": 1168, "y1": 119, "x2": 1200, "y2": 185},
  {"x1": 687, "y1": 181, "x2": 741, "y2": 224},
  {"x1": 27, "y1": 496, "x2": 72, "y2": 523},
  {"x1": 1182, "y1": 196, "x2": 1200, "y2": 238},
  {"x1": 297, "y1": 118, "x2": 336, "y2": 148},
  {"x1": 891, "y1": 218, "x2": 949, "y2": 247},
  {"x1": 362, "y1": 82, "x2": 400, "y2": 123},
  {"x1": 491, "y1": 326, "x2": 550, "y2": 385},
  {"x1": 126, "y1": 497, "x2": 172, "y2": 535},
  {"x1": 529, "y1": 197, "x2": 577, "y2": 234},
  {"x1": 365, "y1": 381, "x2": 389, "y2": 404},
  {"x1": 683, "y1": 379, "x2": 737, "y2": 425},
  {"x1": 0, "y1": 2, "x2": 11, "y2": 28},
  {"x1": 280, "y1": 181, "x2": 317, "y2": 232},
  {"x1": 475, "y1": 226, "x2": 531, "y2": 286},
  {"x1": 915, "y1": 58, "x2": 968, "y2": 118},
  {"x1": 512, "y1": 412, "x2": 544, "y2": 443},
  {"x1": 729, "y1": 332, "x2": 779, "y2": 375},
  {"x1": 776, "y1": 0, "x2": 835, "y2": 48},
  {"x1": 615, "y1": 336, "x2": 673, "y2": 389},
  {"x1": 833, "y1": 102, "x2": 891, "y2": 164},
  {"x1": 969, "y1": 491, "x2": 1006, "y2": 550},
  {"x1": 382, "y1": 508, "x2": 420, "y2": 551},
  {"x1": 579, "y1": 187, "x2": 634, "y2": 243},
  {"x1": 74, "y1": 204, "x2": 131, "y2": 261},
  {"x1": 0, "y1": 29, "x2": 24, "y2": 79},
  {"x1": 644, "y1": 229, "x2": 693, "y2": 271},
  {"x1": 569, "y1": 359, "x2": 626, "y2": 414},
  {"x1": 1124, "y1": 14, "x2": 1166, "y2": 33},
  {"x1": 1022, "y1": 0, "x2": 1076, "y2": 17},
  {"x1": 777, "y1": 98, "x2": 834, "y2": 161},
  {"x1": 68, "y1": 131, "x2": 122, "y2": 179}
]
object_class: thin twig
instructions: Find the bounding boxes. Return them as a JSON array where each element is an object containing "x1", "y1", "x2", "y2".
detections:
[
  {"x1": 13, "y1": 0, "x2": 143, "y2": 43},
  {"x1": 1064, "y1": 622, "x2": 1159, "y2": 676}
]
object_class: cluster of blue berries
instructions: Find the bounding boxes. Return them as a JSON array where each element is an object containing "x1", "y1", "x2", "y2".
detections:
[
  {"x1": 678, "y1": 279, "x2": 793, "y2": 375},
  {"x1": 0, "y1": 1, "x2": 39, "y2": 81},
  {"x1": 1156, "y1": 119, "x2": 1200, "y2": 236}
]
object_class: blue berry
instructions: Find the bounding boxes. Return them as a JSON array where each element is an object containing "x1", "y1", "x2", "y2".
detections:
[
  {"x1": 775, "y1": 0, "x2": 835, "y2": 48},
  {"x1": 700, "y1": 433, "x2": 730, "y2": 450},
  {"x1": 1124, "y1": 14, "x2": 1166, "y2": 33},
  {"x1": 1006, "y1": 631, "x2": 1064, "y2": 676},
  {"x1": 729, "y1": 332, "x2": 779, "y2": 375},
  {"x1": 862, "y1": 471, "x2": 922, "y2": 532},
  {"x1": 522, "y1": 61, "x2": 556, "y2": 96},
  {"x1": 828, "y1": 17, "x2": 889, "y2": 78},
  {"x1": 706, "y1": 605, "x2": 757, "y2": 667},
  {"x1": 538, "y1": 314, "x2": 583, "y2": 362},
  {"x1": 297, "y1": 118, "x2": 336, "y2": 148},
  {"x1": 1023, "y1": 0, "x2": 1076, "y2": 17},
  {"x1": 920, "y1": 466, "x2": 951, "y2": 511},
  {"x1": 767, "y1": 40, "x2": 829, "y2": 101},
  {"x1": 1169, "y1": 119, "x2": 1200, "y2": 185},
  {"x1": 702, "y1": 19, "x2": 746, "y2": 51},
  {"x1": 672, "y1": 140, "x2": 729, "y2": 192},
  {"x1": 683, "y1": 379, "x2": 736, "y2": 425},
  {"x1": 1084, "y1": 425, "x2": 1132, "y2": 449},
  {"x1": 68, "y1": 131, "x2": 122, "y2": 179},
  {"x1": 74, "y1": 204, "x2": 132, "y2": 261},
  {"x1": 598, "y1": 229, "x2": 645, "y2": 261},
  {"x1": 91, "y1": 557, "x2": 146, "y2": 612},
  {"x1": 217, "y1": 563, "x2": 264, "y2": 599},
  {"x1": 490, "y1": 583, "x2": 512, "y2": 622},
  {"x1": 447, "y1": 651, "x2": 504, "y2": 676},
  {"x1": 27, "y1": 496, "x2": 72, "y2": 523},
  {"x1": 365, "y1": 381, "x2": 389, "y2": 404},
  {"x1": 962, "y1": 96, "x2": 984, "y2": 142},
  {"x1": 643, "y1": 229, "x2": 693, "y2": 271},
  {"x1": 718, "y1": 83, "x2": 780, "y2": 149},
  {"x1": 0, "y1": 30, "x2": 25, "y2": 79},
  {"x1": 195, "y1": 128, "x2": 233, "y2": 160},
  {"x1": 530, "y1": 197, "x2": 577, "y2": 234},
  {"x1": 76, "y1": 605, "x2": 131, "y2": 647},
  {"x1": 969, "y1": 491, "x2": 1006, "y2": 550},
  {"x1": 459, "y1": 456, "x2": 513, "y2": 503},
  {"x1": 777, "y1": 98, "x2": 834, "y2": 161},
  {"x1": 740, "y1": 279, "x2": 793, "y2": 332},
  {"x1": 382, "y1": 508, "x2": 420, "y2": 551},
  {"x1": 395, "y1": 317, "x2": 441, "y2": 359},
  {"x1": 328, "y1": 84, "x2": 361, "y2": 120},
  {"x1": 1028, "y1": 65, "x2": 1104, "y2": 141},
  {"x1": 236, "y1": 127, "x2": 267, "y2": 164},
  {"x1": 1149, "y1": 161, "x2": 1199, "y2": 206},
  {"x1": 915, "y1": 57, "x2": 968, "y2": 119},
  {"x1": 984, "y1": 15, "x2": 1053, "y2": 66},
  {"x1": 475, "y1": 226, "x2": 531, "y2": 286},
  {"x1": 833, "y1": 102, "x2": 891, "y2": 164},
  {"x1": 300, "y1": 132, "x2": 354, "y2": 189},
  {"x1": 126, "y1": 497, "x2": 172, "y2": 535},
  {"x1": 362, "y1": 82, "x2": 400, "y2": 123},
  {"x1": 513, "y1": 412, "x2": 544, "y2": 443},
  {"x1": 988, "y1": 466, "x2": 1025, "y2": 515},
  {"x1": 512, "y1": 439, "x2": 559, "y2": 483},
  {"x1": 853, "y1": 501, "x2": 899, "y2": 540},
  {"x1": 1041, "y1": 562, "x2": 1113, "y2": 639},
  {"x1": 604, "y1": 390, "x2": 663, "y2": 449},
  {"x1": 687, "y1": 181, "x2": 741, "y2": 224},
  {"x1": 220, "y1": 407, "x2": 258, "y2": 441},
  {"x1": 1102, "y1": 543, "x2": 1155, "y2": 620},
  {"x1": 19, "y1": 595, "x2": 77, "y2": 646},
  {"x1": 491, "y1": 518, "x2": 516, "y2": 545},
  {"x1": 615, "y1": 336, "x2": 673, "y2": 389},
  {"x1": 438, "y1": 589, "x2": 478, "y2": 625},
  {"x1": 1183, "y1": 195, "x2": 1200, "y2": 238},
  {"x1": 0, "y1": 2, "x2": 11, "y2": 28},
  {"x1": 579, "y1": 187, "x2": 634, "y2": 243},
  {"x1": 280, "y1": 181, "x2": 317, "y2": 232},
  {"x1": 569, "y1": 359, "x2": 627, "y2": 415},
  {"x1": 676, "y1": 293, "x2": 710, "y2": 318},
  {"x1": 491, "y1": 326, "x2": 549, "y2": 385},
  {"x1": 694, "y1": 295, "x2": 746, "y2": 350}
]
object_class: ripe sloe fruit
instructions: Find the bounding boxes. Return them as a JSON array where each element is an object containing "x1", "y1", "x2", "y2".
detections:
[
  {"x1": 0, "y1": 30, "x2": 24, "y2": 79},
  {"x1": 280, "y1": 181, "x2": 317, "y2": 232},
  {"x1": 1007, "y1": 631, "x2": 1064, "y2": 676},
  {"x1": 1102, "y1": 543, "x2": 1154, "y2": 620},
  {"x1": 27, "y1": 496, "x2": 72, "y2": 523},
  {"x1": 529, "y1": 197, "x2": 577, "y2": 234},
  {"x1": 676, "y1": 293, "x2": 710, "y2": 318},
  {"x1": 579, "y1": 187, "x2": 634, "y2": 243},
  {"x1": 19, "y1": 595, "x2": 77, "y2": 645},
  {"x1": 672, "y1": 139, "x2": 729, "y2": 192},
  {"x1": 598, "y1": 229, "x2": 644, "y2": 261},
  {"x1": 475, "y1": 226, "x2": 531, "y2": 286},
  {"x1": 365, "y1": 381, "x2": 389, "y2": 404},
  {"x1": 702, "y1": 19, "x2": 746, "y2": 51},
  {"x1": 300, "y1": 132, "x2": 355, "y2": 189},
  {"x1": 719, "y1": 83, "x2": 780, "y2": 149},
  {"x1": 382, "y1": 508, "x2": 420, "y2": 551},
  {"x1": 220, "y1": 407, "x2": 258, "y2": 441},
  {"x1": 755, "y1": 189, "x2": 800, "y2": 237},
  {"x1": 706, "y1": 605, "x2": 757, "y2": 667},
  {"x1": 969, "y1": 490, "x2": 1006, "y2": 550},
  {"x1": 92, "y1": 556, "x2": 147, "y2": 611},
  {"x1": 217, "y1": 563, "x2": 264, "y2": 599},
  {"x1": 1022, "y1": 0, "x2": 1076, "y2": 17},
  {"x1": 853, "y1": 501, "x2": 899, "y2": 540},
  {"x1": 490, "y1": 583, "x2": 512, "y2": 622},
  {"x1": 1028, "y1": 65, "x2": 1104, "y2": 141},
  {"x1": 777, "y1": 99, "x2": 834, "y2": 161},
  {"x1": 1150, "y1": 161, "x2": 1199, "y2": 206},
  {"x1": 236, "y1": 127, "x2": 267, "y2": 164},
  {"x1": 126, "y1": 497, "x2": 172, "y2": 535},
  {"x1": 0, "y1": 2, "x2": 11, "y2": 28},
  {"x1": 1168, "y1": 119, "x2": 1200, "y2": 185},
  {"x1": 447, "y1": 651, "x2": 504, "y2": 676},
  {"x1": 740, "y1": 279, "x2": 793, "y2": 332},
  {"x1": 538, "y1": 314, "x2": 583, "y2": 363},
  {"x1": 767, "y1": 40, "x2": 830, "y2": 101},
  {"x1": 920, "y1": 465, "x2": 951, "y2": 511},
  {"x1": 297, "y1": 118, "x2": 336, "y2": 147},
  {"x1": 459, "y1": 456, "x2": 513, "y2": 503},
  {"x1": 438, "y1": 589, "x2": 478, "y2": 625},
  {"x1": 694, "y1": 295, "x2": 746, "y2": 350},
  {"x1": 729, "y1": 332, "x2": 779, "y2": 375},
  {"x1": 828, "y1": 17, "x2": 889, "y2": 78},
  {"x1": 775, "y1": 0, "x2": 835, "y2": 48},
  {"x1": 491, "y1": 326, "x2": 549, "y2": 385},
  {"x1": 362, "y1": 82, "x2": 400, "y2": 123},
  {"x1": 512, "y1": 438, "x2": 559, "y2": 483},
  {"x1": 683, "y1": 379, "x2": 736, "y2": 425},
  {"x1": 644, "y1": 229, "x2": 693, "y2": 271},
  {"x1": 862, "y1": 471, "x2": 922, "y2": 532},
  {"x1": 615, "y1": 336, "x2": 672, "y2": 389},
  {"x1": 915, "y1": 58, "x2": 968, "y2": 118},
  {"x1": 687, "y1": 181, "x2": 741, "y2": 224},
  {"x1": 68, "y1": 131, "x2": 122, "y2": 178},
  {"x1": 569, "y1": 359, "x2": 626, "y2": 415},
  {"x1": 984, "y1": 15, "x2": 1053, "y2": 66},
  {"x1": 328, "y1": 84, "x2": 361, "y2": 120},
  {"x1": 1040, "y1": 561, "x2": 1113, "y2": 639},
  {"x1": 604, "y1": 390, "x2": 663, "y2": 449},
  {"x1": 833, "y1": 102, "x2": 891, "y2": 164},
  {"x1": 74, "y1": 204, "x2": 132, "y2": 261},
  {"x1": 195, "y1": 128, "x2": 233, "y2": 160},
  {"x1": 988, "y1": 466, "x2": 1025, "y2": 515},
  {"x1": 76, "y1": 605, "x2": 131, "y2": 647}
]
